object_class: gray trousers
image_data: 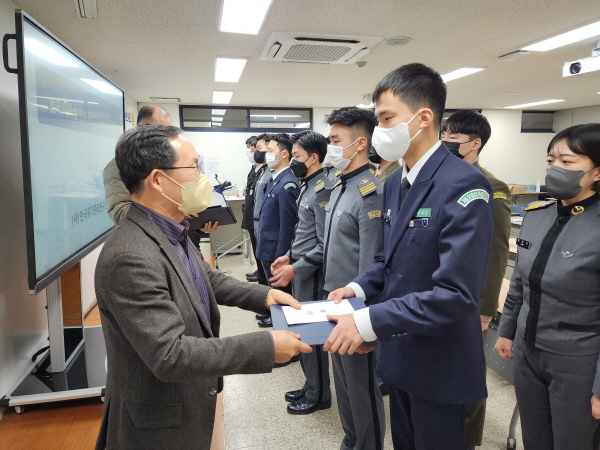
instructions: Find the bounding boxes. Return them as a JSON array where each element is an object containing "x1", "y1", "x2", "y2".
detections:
[
  {"x1": 332, "y1": 351, "x2": 386, "y2": 450},
  {"x1": 292, "y1": 264, "x2": 331, "y2": 403},
  {"x1": 514, "y1": 335, "x2": 600, "y2": 450}
]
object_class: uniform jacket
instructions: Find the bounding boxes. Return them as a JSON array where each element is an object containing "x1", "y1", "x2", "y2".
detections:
[
  {"x1": 375, "y1": 160, "x2": 401, "y2": 184},
  {"x1": 474, "y1": 161, "x2": 511, "y2": 317},
  {"x1": 241, "y1": 164, "x2": 267, "y2": 230},
  {"x1": 103, "y1": 158, "x2": 132, "y2": 225},
  {"x1": 498, "y1": 194, "x2": 600, "y2": 394},
  {"x1": 256, "y1": 167, "x2": 299, "y2": 262},
  {"x1": 323, "y1": 164, "x2": 383, "y2": 294},
  {"x1": 95, "y1": 206, "x2": 274, "y2": 450},
  {"x1": 353, "y1": 144, "x2": 494, "y2": 405},
  {"x1": 287, "y1": 169, "x2": 332, "y2": 301},
  {"x1": 253, "y1": 167, "x2": 273, "y2": 225}
]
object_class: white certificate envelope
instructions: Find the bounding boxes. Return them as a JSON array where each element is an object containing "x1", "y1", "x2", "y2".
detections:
[{"x1": 282, "y1": 300, "x2": 355, "y2": 325}]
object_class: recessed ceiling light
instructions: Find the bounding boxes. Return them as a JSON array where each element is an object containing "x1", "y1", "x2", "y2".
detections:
[
  {"x1": 212, "y1": 117, "x2": 224, "y2": 122},
  {"x1": 81, "y1": 78, "x2": 121, "y2": 95},
  {"x1": 212, "y1": 109, "x2": 226, "y2": 115},
  {"x1": 219, "y1": 0, "x2": 273, "y2": 35},
  {"x1": 522, "y1": 20, "x2": 600, "y2": 51},
  {"x1": 212, "y1": 91, "x2": 234, "y2": 104},
  {"x1": 441, "y1": 67, "x2": 485, "y2": 82},
  {"x1": 212, "y1": 122, "x2": 222, "y2": 127},
  {"x1": 504, "y1": 99, "x2": 565, "y2": 109},
  {"x1": 215, "y1": 57, "x2": 248, "y2": 82}
]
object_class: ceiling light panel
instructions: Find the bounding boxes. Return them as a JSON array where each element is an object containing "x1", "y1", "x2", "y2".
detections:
[
  {"x1": 212, "y1": 117, "x2": 224, "y2": 122},
  {"x1": 212, "y1": 109, "x2": 226, "y2": 115},
  {"x1": 441, "y1": 67, "x2": 485, "y2": 83},
  {"x1": 215, "y1": 57, "x2": 248, "y2": 82},
  {"x1": 219, "y1": 0, "x2": 273, "y2": 35},
  {"x1": 213, "y1": 91, "x2": 234, "y2": 104},
  {"x1": 504, "y1": 99, "x2": 565, "y2": 109},
  {"x1": 522, "y1": 20, "x2": 600, "y2": 51}
]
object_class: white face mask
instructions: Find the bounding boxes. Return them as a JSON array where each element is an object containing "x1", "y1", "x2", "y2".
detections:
[
  {"x1": 265, "y1": 152, "x2": 281, "y2": 168},
  {"x1": 372, "y1": 109, "x2": 422, "y2": 161},
  {"x1": 246, "y1": 150, "x2": 255, "y2": 164},
  {"x1": 326, "y1": 138, "x2": 360, "y2": 171}
]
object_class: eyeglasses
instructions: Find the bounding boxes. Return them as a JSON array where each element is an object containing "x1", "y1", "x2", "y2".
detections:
[{"x1": 159, "y1": 165, "x2": 201, "y2": 176}]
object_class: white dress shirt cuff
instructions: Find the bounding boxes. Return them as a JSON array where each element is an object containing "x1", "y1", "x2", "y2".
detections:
[
  {"x1": 353, "y1": 307, "x2": 377, "y2": 342},
  {"x1": 347, "y1": 282, "x2": 366, "y2": 301}
]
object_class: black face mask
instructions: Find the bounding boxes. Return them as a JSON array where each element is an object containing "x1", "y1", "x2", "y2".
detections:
[
  {"x1": 368, "y1": 146, "x2": 382, "y2": 164},
  {"x1": 443, "y1": 140, "x2": 476, "y2": 160},
  {"x1": 290, "y1": 157, "x2": 312, "y2": 179},
  {"x1": 254, "y1": 150, "x2": 266, "y2": 164}
]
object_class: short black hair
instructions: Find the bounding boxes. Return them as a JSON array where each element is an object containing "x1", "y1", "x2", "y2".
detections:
[
  {"x1": 325, "y1": 107, "x2": 377, "y2": 145},
  {"x1": 256, "y1": 133, "x2": 274, "y2": 144},
  {"x1": 442, "y1": 110, "x2": 492, "y2": 152},
  {"x1": 115, "y1": 125, "x2": 182, "y2": 194},
  {"x1": 548, "y1": 123, "x2": 600, "y2": 192},
  {"x1": 137, "y1": 105, "x2": 171, "y2": 125},
  {"x1": 291, "y1": 130, "x2": 327, "y2": 163},
  {"x1": 272, "y1": 133, "x2": 293, "y2": 155},
  {"x1": 246, "y1": 136, "x2": 257, "y2": 146},
  {"x1": 372, "y1": 63, "x2": 447, "y2": 129}
]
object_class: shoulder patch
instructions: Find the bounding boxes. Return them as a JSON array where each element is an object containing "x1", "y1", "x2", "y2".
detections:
[
  {"x1": 332, "y1": 180, "x2": 342, "y2": 190},
  {"x1": 493, "y1": 192, "x2": 508, "y2": 201},
  {"x1": 334, "y1": 170, "x2": 341, "y2": 177},
  {"x1": 319, "y1": 202, "x2": 328, "y2": 209},
  {"x1": 457, "y1": 189, "x2": 490, "y2": 207},
  {"x1": 359, "y1": 182, "x2": 377, "y2": 197},
  {"x1": 284, "y1": 182, "x2": 297, "y2": 190},
  {"x1": 524, "y1": 200, "x2": 556, "y2": 211},
  {"x1": 367, "y1": 210, "x2": 381, "y2": 219},
  {"x1": 314, "y1": 180, "x2": 326, "y2": 192}
]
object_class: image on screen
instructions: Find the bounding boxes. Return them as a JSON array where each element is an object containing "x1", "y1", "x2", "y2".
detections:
[{"x1": 21, "y1": 17, "x2": 123, "y2": 289}]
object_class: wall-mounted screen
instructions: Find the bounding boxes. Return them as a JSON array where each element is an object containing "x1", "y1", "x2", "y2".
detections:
[{"x1": 15, "y1": 11, "x2": 124, "y2": 293}]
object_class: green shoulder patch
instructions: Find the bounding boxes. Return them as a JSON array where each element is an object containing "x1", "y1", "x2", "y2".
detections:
[
  {"x1": 524, "y1": 200, "x2": 556, "y2": 211},
  {"x1": 314, "y1": 181, "x2": 325, "y2": 192},
  {"x1": 457, "y1": 189, "x2": 489, "y2": 207},
  {"x1": 359, "y1": 182, "x2": 377, "y2": 197},
  {"x1": 284, "y1": 182, "x2": 298, "y2": 190},
  {"x1": 493, "y1": 192, "x2": 508, "y2": 201}
]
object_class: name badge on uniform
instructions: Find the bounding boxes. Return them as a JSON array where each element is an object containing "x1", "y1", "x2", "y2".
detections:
[
  {"x1": 383, "y1": 208, "x2": 392, "y2": 224},
  {"x1": 516, "y1": 238, "x2": 530, "y2": 249},
  {"x1": 300, "y1": 198, "x2": 309, "y2": 209},
  {"x1": 414, "y1": 208, "x2": 431, "y2": 218}
]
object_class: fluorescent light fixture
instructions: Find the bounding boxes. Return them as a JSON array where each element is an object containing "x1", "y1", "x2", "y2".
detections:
[
  {"x1": 212, "y1": 117, "x2": 224, "y2": 122},
  {"x1": 215, "y1": 57, "x2": 247, "y2": 82},
  {"x1": 504, "y1": 99, "x2": 565, "y2": 109},
  {"x1": 356, "y1": 102, "x2": 375, "y2": 108},
  {"x1": 212, "y1": 109, "x2": 226, "y2": 115},
  {"x1": 24, "y1": 38, "x2": 79, "y2": 67},
  {"x1": 81, "y1": 78, "x2": 121, "y2": 95},
  {"x1": 219, "y1": 0, "x2": 273, "y2": 35},
  {"x1": 212, "y1": 122, "x2": 222, "y2": 127},
  {"x1": 522, "y1": 20, "x2": 600, "y2": 51},
  {"x1": 441, "y1": 67, "x2": 485, "y2": 82},
  {"x1": 295, "y1": 122, "x2": 310, "y2": 128},
  {"x1": 212, "y1": 91, "x2": 234, "y2": 104},
  {"x1": 250, "y1": 114, "x2": 301, "y2": 118}
]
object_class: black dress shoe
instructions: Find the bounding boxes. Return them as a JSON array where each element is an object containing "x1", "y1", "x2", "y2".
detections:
[
  {"x1": 379, "y1": 381, "x2": 390, "y2": 396},
  {"x1": 246, "y1": 273, "x2": 259, "y2": 282},
  {"x1": 246, "y1": 270, "x2": 259, "y2": 278},
  {"x1": 273, "y1": 355, "x2": 299, "y2": 368},
  {"x1": 285, "y1": 388, "x2": 306, "y2": 402},
  {"x1": 258, "y1": 316, "x2": 273, "y2": 327},
  {"x1": 255, "y1": 313, "x2": 269, "y2": 320},
  {"x1": 287, "y1": 396, "x2": 332, "y2": 415}
]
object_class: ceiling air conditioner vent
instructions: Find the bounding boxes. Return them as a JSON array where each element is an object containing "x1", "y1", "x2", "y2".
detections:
[
  {"x1": 261, "y1": 32, "x2": 381, "y2": 64},
  {"x1": 150, "y1": 97, "x2": 181, "y2": 103}
]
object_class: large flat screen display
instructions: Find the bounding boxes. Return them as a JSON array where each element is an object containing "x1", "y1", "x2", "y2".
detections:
[{"x1": 15, "y1": 11, "x2": 124, "y2": 293}]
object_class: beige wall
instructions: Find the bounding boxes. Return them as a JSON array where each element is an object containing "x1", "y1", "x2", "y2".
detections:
[{"x1": 554, "y1": 105, "x2": 600, "y2": 133}]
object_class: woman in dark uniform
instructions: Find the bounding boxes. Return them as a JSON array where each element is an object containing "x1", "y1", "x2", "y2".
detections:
[{"x1": 494, "y1": 123, "x2": 600, "y2": 450}]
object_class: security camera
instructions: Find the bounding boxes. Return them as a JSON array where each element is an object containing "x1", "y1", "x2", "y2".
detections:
[{"x1": 563, "y1": 55, "x2": 600, "y2": 77}]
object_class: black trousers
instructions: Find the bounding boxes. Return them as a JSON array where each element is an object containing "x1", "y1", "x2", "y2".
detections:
[
  {"x1": 247, "y1": 228, "x2": 267, "y2": 285},
  {"x1": 389, "y1": 386, "x2": 469, "y2": 450}
]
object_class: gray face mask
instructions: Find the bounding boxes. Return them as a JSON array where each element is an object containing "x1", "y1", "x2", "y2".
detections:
[{"x1": 545, "y1": 165, "x2": 596, "y2": 200}]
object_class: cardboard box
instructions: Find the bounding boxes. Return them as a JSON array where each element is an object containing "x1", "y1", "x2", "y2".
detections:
[{"x1": 507, "y1": 184, "x2": 527, "y2": 195}]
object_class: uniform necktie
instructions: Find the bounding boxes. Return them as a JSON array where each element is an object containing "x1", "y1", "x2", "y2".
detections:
[{"x1": 400, "y1": 177, "x2": 411, "y2": 207}]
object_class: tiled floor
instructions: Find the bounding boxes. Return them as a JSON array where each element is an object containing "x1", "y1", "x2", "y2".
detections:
[{"x1": 217, "y1": 253, "x2": 523, "y2": 450}]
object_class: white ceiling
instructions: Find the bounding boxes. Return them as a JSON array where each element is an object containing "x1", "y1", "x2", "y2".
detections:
[{"x1": 8, "y1": 0, "x2": 600, "y2": 110}]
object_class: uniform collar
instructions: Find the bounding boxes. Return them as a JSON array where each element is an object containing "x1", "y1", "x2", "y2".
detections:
[
  {"x1": 402, "y1": 140, "x2": 442, "y2": 185},
  {"x1": 272, "y1": 166, "x2": 290, "y2": 181},
  {"x1": 557, "y1": 192, "x2": 600, "y2": 216},
  {"x1": 302, "y1": 167, "x2": 324, "y2": 184},
  {"x1": 341, "y1": 163, "x2": 370, "y2": 184}
]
